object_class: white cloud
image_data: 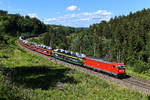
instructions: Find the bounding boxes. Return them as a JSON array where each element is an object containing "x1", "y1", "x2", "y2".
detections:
[
  {"x1": 43, "y1": 9, "x2": 112, "y2": 27},
  {"x1": 83, "y1": 10, "x2": 112, "y2": 16},
  {"x1": 94, "y1": 10, "x2": 103, "y2": 14},
  {"x1": 82, "y1": 12, "x2": 91, "y2": 16},
  {"x1": 79, "y1": 18, "x2": 90, "y2": 21},
  {"x1": 66, "y1": 5, "x2": 78, "y2": 11},
  {"x1": 27, "y1": 13, "x2": 38, "y2": 18},
  {"x1": 70, "y1": 14, "x2": 76, "y2": 18},
  {"x1": 102, "y1": 10, "x2": 112, "y2": 15},
  {"x1": 44, "y1": 18, "x2": 57, "y2": 22}
]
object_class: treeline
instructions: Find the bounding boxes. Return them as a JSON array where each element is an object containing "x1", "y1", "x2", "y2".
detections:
[
  {"x1": 0, "y1": 10, "x2": 47, "y2": 47},
  {"x1": 43, "y1": 25, "x2": 85, "y2": 49},
  {"x1": 87, "y1": 9, "x2": 150, "y2": 66},
  {"x1": 0, "y1": 10, "x2": 47, "y2": 36},
  {"x1": 44, "y1": 8, "x2": 150, "y2": 73}
]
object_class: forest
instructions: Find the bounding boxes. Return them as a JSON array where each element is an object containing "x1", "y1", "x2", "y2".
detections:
[
  {"x1": 0, "y1": 10, "x2": 47, "y2": 49},
  {"x1": 43, "y1": 8, "x2": 150, "y2": 73}
]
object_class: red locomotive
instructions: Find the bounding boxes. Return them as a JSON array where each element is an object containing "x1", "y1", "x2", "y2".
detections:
[{"x1": 84, "y1": 57, "x2": 125, "y2": 77}]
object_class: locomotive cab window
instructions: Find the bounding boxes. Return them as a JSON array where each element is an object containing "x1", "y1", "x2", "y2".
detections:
[{"x1": 118, "y1": 65, "x2": 125, "y2": 69}]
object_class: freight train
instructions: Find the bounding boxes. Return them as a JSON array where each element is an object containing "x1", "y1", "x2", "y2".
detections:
[{"x1": 19, "y1": 36, "x2": 126, "y2": 77}]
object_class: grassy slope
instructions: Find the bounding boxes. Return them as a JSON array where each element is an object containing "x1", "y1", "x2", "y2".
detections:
[{"x1": 0, "y1": 39, "x2": 149, "y2": 100}]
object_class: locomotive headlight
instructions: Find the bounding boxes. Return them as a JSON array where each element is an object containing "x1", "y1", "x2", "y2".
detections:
[{"x1": 118, "y1": 70, "x2": 124, "y2": 72}]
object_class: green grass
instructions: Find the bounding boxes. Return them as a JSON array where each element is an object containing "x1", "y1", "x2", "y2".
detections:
[
  {"x1": 0, "y1": 39, "x2": 150, "y2": 100},
  {"x1": 126, "y1": 66, "x2": 150, "y2": 80}
]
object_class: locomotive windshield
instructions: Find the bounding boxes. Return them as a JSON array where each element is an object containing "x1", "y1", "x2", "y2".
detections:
[{"x1": 118, "y1": 65, "x2": 125, "y2": 69}]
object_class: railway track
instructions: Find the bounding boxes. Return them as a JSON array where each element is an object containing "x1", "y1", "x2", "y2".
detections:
[
  {"x1": 121, "y1": 76, "x2": 150, "y2": 92},
  {"x1": 18, "y1": 41, "x2": 150, "y2": 95}
]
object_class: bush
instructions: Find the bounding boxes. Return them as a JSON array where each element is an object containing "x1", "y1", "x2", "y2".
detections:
[{"x1": 133, "y1": 60, "x2": 149, "y2": 73}]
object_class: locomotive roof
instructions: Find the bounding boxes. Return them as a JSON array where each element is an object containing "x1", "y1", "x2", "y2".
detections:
[{"x1": 88, "y1": 57, "x2": 111, "y2": 64}]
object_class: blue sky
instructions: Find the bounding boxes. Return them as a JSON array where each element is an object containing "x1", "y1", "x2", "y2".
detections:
[{"x1": 0, "y1": 0, "x2": 149, "y2": 27}]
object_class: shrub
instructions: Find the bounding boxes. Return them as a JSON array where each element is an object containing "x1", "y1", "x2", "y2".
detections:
[{"x1": 133, "y1": 60, "x2": 149, "y2": 73}]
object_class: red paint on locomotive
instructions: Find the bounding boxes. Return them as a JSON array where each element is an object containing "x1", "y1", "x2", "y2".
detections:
[{"x1": 84, "y1": 57, "x2": 125, "y2": 76}]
